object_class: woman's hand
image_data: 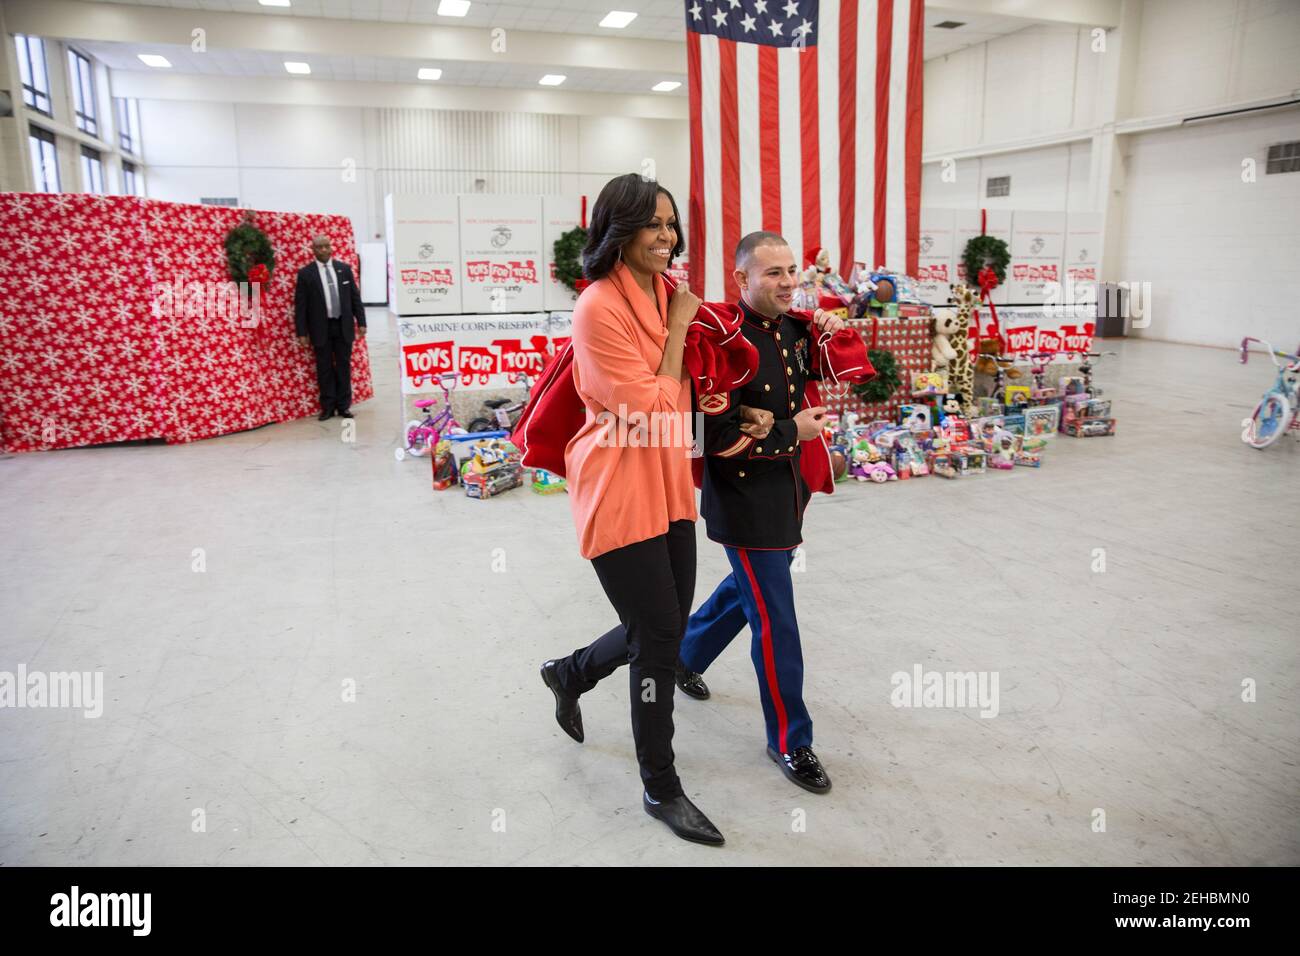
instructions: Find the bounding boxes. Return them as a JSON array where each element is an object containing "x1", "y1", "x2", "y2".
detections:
[{"x1": 667, "y1": 283, "x2": 701, "y2": 335}]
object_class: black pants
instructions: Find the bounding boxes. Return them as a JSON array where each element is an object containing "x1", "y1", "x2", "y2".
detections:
[
  {"x1": 554, "y1": 519, "x2": 696, "y2": 801},
  {"x1": 313, "y1": 319, "x2": 353, "y2": 413}
]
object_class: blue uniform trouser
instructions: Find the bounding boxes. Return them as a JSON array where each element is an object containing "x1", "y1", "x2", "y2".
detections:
[{"x1": 679, "y1": 546, "x2": 813, "y2": 754}]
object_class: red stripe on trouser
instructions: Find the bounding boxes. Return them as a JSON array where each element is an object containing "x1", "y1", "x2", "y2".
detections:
[{"x1": 738, "y1": 549, "x2": 789, "y2": 754}]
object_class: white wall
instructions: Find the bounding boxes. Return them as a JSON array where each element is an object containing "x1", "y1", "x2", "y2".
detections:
[
  {"x1": 921, "y1": 0, "x2": 1300, "y2": 348},
  {"x1": 923, "y1": 23, "x2": 1102, "y2": 155},
  {"x1": 139, "y1": 98, "x2": 690, "y2": 247},
  {"x1": 1115, "y1": 109, "x2": 1300, "y2": 348},
  {"x1": 1130, "y1": 0, "x2": 1300, "y2": 118},
  {"x1": 922, "y1": 141, "x2": 1093, "y2": 212}
]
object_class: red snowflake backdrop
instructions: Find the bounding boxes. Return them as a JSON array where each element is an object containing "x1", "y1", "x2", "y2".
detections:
[{"x1": 0, "y1": 193, "x2": 373, "y2": 453}]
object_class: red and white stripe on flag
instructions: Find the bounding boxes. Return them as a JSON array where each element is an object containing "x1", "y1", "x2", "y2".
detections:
[{"x1": 686, "y1": 0, "x2": 924, "y2": 303}]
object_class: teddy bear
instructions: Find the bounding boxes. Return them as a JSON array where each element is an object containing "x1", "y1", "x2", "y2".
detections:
[{"x1": 931, "y1": 307, "x2": 961, "y2": 369}]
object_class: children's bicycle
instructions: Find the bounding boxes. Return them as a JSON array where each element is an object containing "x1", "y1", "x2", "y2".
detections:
[
  {"x1": 396, "y1": 372, "x2": 465, "y2": 460},
  {"x1": 466, "y1": 373, "x2": 533, "y2": 434},
  {"x1": 1239, "y1": 337, "x2": 1300, "y2": 449}
]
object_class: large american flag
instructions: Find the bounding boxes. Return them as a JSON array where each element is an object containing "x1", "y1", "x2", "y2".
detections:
[{"x1": 685, "y1": 0, "x2": 924, "y2": 302}]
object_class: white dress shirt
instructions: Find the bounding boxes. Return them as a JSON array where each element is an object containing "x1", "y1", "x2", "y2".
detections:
[{"x1": 316, "y1": 258, "x2": 340, "y2": 318}]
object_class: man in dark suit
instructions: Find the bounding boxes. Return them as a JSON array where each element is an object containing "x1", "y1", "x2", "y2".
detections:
[{"x1": 295, "y1": 234, "x2": 366, "y2": 420}]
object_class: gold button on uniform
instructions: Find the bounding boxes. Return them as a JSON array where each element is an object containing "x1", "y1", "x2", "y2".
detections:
[
  {"x1": 789, "y1": 384, "x2": 795, "y2": 393},
  {"x1": 775, "y1": 333, "x2": 781, "y2": 341},
  {"x1": 789, "y1": 402, "x2": 796, "y2": 411},
  {"x1": 738, "y1": 470, "x2": 746, "y2": 477},
  {"x1": 764, "y1": 383, "x2": 771, "y2": 392},
  {"x1": 786, "y1": 366, "x2": 793, "y2": 375},
  {"x1": 756, "y1": 446, "x2": 763, "y2": 453},
  {"x1": 788, "y1": 445, "x2": 794, "y2": 452},
  {"x1": 783, "y1": 349, "x2": 789, "y2": 357}
]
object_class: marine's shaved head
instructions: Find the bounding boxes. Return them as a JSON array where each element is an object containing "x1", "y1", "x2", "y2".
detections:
[{"x1": 734, "y1": 230, "x2": 789, "y2": 269}]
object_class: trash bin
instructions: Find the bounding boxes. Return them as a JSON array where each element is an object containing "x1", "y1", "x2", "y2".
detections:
[{"x1": 1095, "y1": 282, "x2": 1130, "y2": 337}]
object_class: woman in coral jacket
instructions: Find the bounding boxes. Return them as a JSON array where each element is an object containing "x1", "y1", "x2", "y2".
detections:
[{"x1": 537, "y1": 173, "x2": 726, "y2": 846}]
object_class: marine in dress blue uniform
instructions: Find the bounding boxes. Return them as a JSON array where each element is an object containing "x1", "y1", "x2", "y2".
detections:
[{"x1": 679, "y1": 232, "x2": 839, "y2": 794}]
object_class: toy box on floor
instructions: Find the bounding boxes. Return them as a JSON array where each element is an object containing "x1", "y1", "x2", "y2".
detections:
[
  {"x1": 529, "y1": 468, "x2": 567, "y2": 494},
  {"x1": 461, "y1": 438, "x2": 524, "y2": 498}
]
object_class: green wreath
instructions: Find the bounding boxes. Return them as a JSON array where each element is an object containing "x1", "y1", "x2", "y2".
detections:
[
  {"x1": 553, "y1": 226, "x2": 588, "y2": 293},
  {"x1": 962, "y1": 234, "x2": 1010, "y2": 288},
  {"x1": 852, "y1": 348, "x2": 901, "y2": 404},
  {"x1": 225, "y1": 217, "x2": 275, "y2": 285}
]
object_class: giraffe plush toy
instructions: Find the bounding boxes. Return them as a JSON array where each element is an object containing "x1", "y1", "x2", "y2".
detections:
[{"x1": 946, "y1": 283, "x2": 977, "y2": 415}]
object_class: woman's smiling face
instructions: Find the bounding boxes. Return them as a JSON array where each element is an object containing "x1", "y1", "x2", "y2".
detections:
[{"x1": 622, "y1": 191, "x2": 678, "y2": 277}]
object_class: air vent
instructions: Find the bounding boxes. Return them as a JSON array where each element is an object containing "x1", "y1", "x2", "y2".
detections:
[
  {"x1": 934, "y1": 20, "x2": 966, "y2": 29},
  {"x1": 986, "y1": 175, "x2": 1010, "y2": 198},
  {"x1": 1266, "y1": 141, "x2": 1299, "y2": 174}
]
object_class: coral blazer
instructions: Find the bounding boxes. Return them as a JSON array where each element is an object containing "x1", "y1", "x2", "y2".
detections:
[{"x1": 565, "y1": 262, "x2": 698, "y2": 560}]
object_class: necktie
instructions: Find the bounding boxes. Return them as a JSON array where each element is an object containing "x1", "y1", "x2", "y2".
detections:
[{"x1": 324, "y1": 264, "x2": 338, "y2": 317}]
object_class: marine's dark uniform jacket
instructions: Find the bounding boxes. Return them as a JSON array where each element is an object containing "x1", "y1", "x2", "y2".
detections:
[{"x1": 698, "y1": 299, "x2": 873, "y2": 551}]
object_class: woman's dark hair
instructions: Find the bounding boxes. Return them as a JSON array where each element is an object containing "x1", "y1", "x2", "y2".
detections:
[{"x1": 582, "y1": 173, "x2": 685, "y2": 281}]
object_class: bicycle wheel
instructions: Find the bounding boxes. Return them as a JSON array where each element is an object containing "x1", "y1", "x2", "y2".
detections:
[
  {"x1": 1245, "y1": 392, "x2": 1291, "y2": 449},
  {"x1": 405, "y1": 421, "x2": 431, "y2": 457}
]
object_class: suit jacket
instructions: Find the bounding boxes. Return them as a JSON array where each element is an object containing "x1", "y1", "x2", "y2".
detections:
[{"x1": 294, "y1": 258, "x2": 366, "y2": 346}]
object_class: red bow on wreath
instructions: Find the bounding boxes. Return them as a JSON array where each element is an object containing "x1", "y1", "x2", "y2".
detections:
[
  {"x1": 248, "y1": 263, "x2": 270, "y2": 285},
  {"x1": 976, "y1": 265, "x2": 1001, "y2": 344}
]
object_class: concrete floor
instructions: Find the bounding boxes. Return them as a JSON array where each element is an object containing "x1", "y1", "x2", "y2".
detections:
[{"x1": 2, "y1": 310, "x2": 1296, "y2": 866}]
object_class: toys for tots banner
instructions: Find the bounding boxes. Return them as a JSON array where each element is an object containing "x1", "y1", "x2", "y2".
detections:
[
  {"x1": 397, "y1": 312, "x2": 572, "y2": 393},
  {"x1": 979, "y1": 305, "x2": 1095, "y2": 357},
  {"x1": 458, "y1": 196, "x2": 544, "y2": 314}
]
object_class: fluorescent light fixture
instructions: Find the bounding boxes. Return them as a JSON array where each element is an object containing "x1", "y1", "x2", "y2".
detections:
[
  {"x1": 259, "y1": 0, "x2": 292, "y2": 7},
  {"x1": 284, "y1": 61, "x2": 311, "y2": 75},
  {"x1": 437, "y1": 0, "x2": 471, "y2": 16},
  {"x1": 652, "y1": 81, "x2": 681, "y2": 92},
  {"x1": 600, "y1": 11, "x2": 637, "y2": 28},
  {"x1": 418, "y1": 67, "x2": 443, "y2": 81},
  {"x1": 538, "y1": 74, "x2": 566, "y2": 86},
  {"x1": 137, "y1": 54, "x2": 172, "y2": 68}
]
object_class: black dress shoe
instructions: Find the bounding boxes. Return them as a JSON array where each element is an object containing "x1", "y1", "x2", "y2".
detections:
[
  {"x1": 317, "y1": 410, "x2": 332, "y2": 421},
  {"x1": 539, "y1": 660, "x2": 583, "y2": 743},
  {"x1": 338, "y1": 409, "x2": 354, "y2": 418},
  {"x1": 674, "y1": 659, "x2": 710, "y2": 700},
  {"x1": 767, "y1": 745, "x2": 832, "y2": 794},
  {"x1": 643, "y1": 793, "x2": 725, "y2": 846}
]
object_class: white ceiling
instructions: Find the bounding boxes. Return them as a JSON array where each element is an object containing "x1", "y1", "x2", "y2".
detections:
[
  {"x1": 924, "y1": 9, "x2": 1043, "y2": 60},
  {"x1": 79, "y1": 0, "x2": 690, "y2": 41},
  {"x1": 79, "y1": 0, "x2": 1035, "y2": 56},
  {"x1": 76, "y1": 38, "x2": 688, "y2": 94},
  {"x1": 60, "y1": 2, "x2": 1044, "y2": 102}
]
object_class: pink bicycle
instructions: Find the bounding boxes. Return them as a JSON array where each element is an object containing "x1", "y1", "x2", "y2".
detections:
[{"x1": 396, "y1": 372, "x2": 465, "y2": 460}]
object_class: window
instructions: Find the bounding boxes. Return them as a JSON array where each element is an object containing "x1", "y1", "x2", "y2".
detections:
[
  {"x1": 1266, "y1": 141, "x2": 1299, "y2": 175},
  {"x1": 68, "y1": 48, "x2": 98, "y2": 136},
  {"x1": 14, "y1": 34, "x2": 52, "y2": 115},
  {"x1": 80, "y1": 144, "x2": 104, "y2": 194},
  {"x1": 122, "y1": 160, "x2": 141, "y2": 196},
  {"x1": 116, "y1": 97, "x2": 142, "y2": 154},
  {"x1": 29, "y1": 125, "x2": 59, "y2": 192},
  {"x1": 986, "y1": 175, "x2": 1011, "y2": 198}
]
